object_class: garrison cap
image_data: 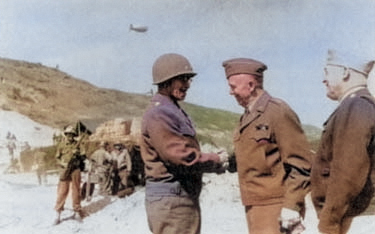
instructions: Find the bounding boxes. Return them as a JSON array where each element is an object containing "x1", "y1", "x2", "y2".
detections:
[
  {"x1": 222, "y1": 58, "x2": 267, "y2": 78},
  {"x1": 327, "y1": 49, "x2": 375, "y2": 77}
]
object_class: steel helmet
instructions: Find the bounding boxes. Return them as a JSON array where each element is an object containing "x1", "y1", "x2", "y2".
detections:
[
  {"x1": 63, "y1": 125, "x2": 76, "y2": 135},
  {"x1": 152, "y1": 53, "x2": 196, "y2": 84},
  {"x1": 113, "y1": 140, "x2": 123, "y2": 146},
  {"x1": 113, "y1": 141, "x2": 124, "y2": 150},
  {"x1": 99, "y1": 141, "x2": 109, "y2": 147}
]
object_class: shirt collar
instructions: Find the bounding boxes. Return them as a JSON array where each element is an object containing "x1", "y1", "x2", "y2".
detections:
[{"x1": 339, "y1": 85, "x2": 366, "y2": 103}]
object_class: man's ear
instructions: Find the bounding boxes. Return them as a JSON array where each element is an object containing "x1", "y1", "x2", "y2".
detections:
[{"x1": 248, "y1": 80, "x2": 256, "y2": 93}]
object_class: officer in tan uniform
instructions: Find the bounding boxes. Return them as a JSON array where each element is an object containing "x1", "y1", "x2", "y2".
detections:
[
  {"x1": 54, "y1": 125, "x2": 86, "y2": 224},
  {"x1": 141, "y1": 53, "x2": 228, "y2": 234},
  {"x1": 222, "y1": 57, "x2": 313, "y2": 234},
  {"x1": 311, "y1": 50, "x2": 375, "y2": 234}
]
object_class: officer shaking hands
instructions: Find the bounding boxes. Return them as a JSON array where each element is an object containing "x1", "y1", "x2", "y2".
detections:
[
  {"x1": 140, "y1": 53, "x2": 228, "y2": 234},
  {"x1": 222, "y1": 57, "x2": 314, "y2": 234}
]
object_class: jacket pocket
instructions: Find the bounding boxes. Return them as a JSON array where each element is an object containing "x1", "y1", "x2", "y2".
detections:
[{"x1": 251, "y1": 124, "x2": 272, "y2": 144}]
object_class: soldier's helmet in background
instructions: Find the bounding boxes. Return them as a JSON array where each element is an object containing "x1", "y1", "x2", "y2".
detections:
[
  {"x1": 113, "y1": 141, "x2": 124, "y2": 150},
  {"x1": 63, "y1": 125, "x2": 77, "y2": 136},
  {"x1": 99, "y1": 141, "x2": 109, "y2": 147}
]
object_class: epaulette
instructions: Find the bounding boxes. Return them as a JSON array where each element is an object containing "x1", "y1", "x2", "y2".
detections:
[
  {"x1": 270, "y1": 97, "x2": 284, "y2": 105},
  {"x1": 359, "y1": 94, "x2": 375, "y2": 107}
]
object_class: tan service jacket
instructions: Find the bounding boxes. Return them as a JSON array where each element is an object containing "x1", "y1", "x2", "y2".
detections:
[{"x1": 234, "y1": 91, "x2": 313, "y2": 211}]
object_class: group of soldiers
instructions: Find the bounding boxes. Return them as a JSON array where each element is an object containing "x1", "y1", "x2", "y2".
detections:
[
  {"x1": 53, "y1": 125, "x2": 134, "y2": 224},
  {"x1": 86, "y1": 140, "x2": 133, "y2": 198}
]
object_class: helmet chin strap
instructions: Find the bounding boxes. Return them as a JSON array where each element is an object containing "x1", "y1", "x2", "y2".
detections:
[
  {"x1": 342, "y1": 67, "x2": 350, "y2": 81},
  {"x1": 158, "y1": 86, "x2": 171, "y2": 96}
]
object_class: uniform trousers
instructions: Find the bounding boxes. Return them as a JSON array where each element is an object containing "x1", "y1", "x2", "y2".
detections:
[
  {"x1": 318, "y1": 217, "x2": 353, "y2": 234},
  {"x1": 54, "y1": 169, "x2": 82, "y2": 212},
  {"x1": 118, "y1": 169, "x2": 131, "y2": 188},
  {"x1": 146, "y1": 195, "x2": 201, "y2": 234},
  {"x1": 245, "y1": 203, "x2": 283, "y2": 234},
  {"x1": 95, "y1": 169, "x2": 109, "y2": 194},
  {"x1": 316, "y1": 206, "x2": 354, "y2": 234},
  {"x1": 36, "y1": 165, "x2": 47, "y2": 185}
]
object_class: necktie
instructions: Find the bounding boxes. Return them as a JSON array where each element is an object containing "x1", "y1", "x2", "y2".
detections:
[{"x1": 241, "y1": 108, "x2": 250, "y2": 125}]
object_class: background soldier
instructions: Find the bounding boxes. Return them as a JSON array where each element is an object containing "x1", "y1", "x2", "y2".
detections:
[
  {"x1": 89, "y1": 141, "x2": 112, "y2": 195},
  {"x1": 112, "y1": 142, "x2": 133, "y2": 197},
  {"x1": 33, "y1": 151, "x2": 47, "y2": 185},
  {"x1": 105, "y1": 145, "x2": 119, "y2": 195},
  {"x1": 54, "y1": 125, "x2": 86, "y2": 224}
]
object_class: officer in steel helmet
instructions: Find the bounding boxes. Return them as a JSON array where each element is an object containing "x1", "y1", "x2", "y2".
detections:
[{"x1": 140, "y1": 53, "x2": 228, "y2": 234}]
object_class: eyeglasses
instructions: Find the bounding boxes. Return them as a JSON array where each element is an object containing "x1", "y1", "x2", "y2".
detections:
[{"x1": 176, "y1": 75, "x2": 192, "y2": 83}]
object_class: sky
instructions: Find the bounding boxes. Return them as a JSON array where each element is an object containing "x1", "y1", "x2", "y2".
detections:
[{"x1": 1, "y1": 0, "x2": 375, "y2": 127}]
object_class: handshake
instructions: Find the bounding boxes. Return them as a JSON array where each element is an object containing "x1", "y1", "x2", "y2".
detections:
[{"x1": 215, "y1": 148, "x2": 237, "y2": 173}]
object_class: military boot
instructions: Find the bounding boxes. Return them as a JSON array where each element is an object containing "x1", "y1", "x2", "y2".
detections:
[
  {"x1": 73, "y1": 210, "x2": 85, "y2": 222},
  {"x1": 53, "y1": 211, "x2": 61, "y2": 225}
]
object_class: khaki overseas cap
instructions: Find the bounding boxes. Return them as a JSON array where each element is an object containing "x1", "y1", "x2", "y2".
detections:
[
  {"x1": 222, "y1": 58, "x2": 267, "y2": 79},
  {"x1": 327, "y1": 49, "x2": 375, "y2": 77}
]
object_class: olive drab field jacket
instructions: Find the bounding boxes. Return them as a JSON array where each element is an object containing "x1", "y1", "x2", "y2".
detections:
[
  {"x1": 55, "y1": 138, "x2": 86, "y2": 181},
  {"x1": 56, "y1": 140, "x2": 82, "y2": 167},
  {"x1": 140, "y1": 93, "x2": 221, "y2": 200},
  {"x1": 311, "y1": 88, "x2": 375, "y2": 233}
]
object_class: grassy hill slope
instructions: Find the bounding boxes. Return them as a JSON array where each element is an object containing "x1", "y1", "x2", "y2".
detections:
[{"x1": 0, "y1": 57, "x2": 321, "y2": 151}]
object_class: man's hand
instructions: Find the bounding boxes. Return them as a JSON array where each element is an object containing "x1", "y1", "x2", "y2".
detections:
[
  {"x1": 216, "y1": 148, "x2": 229, "y2": 169},
  {"x1": 227, "y1": 153, "x2": 237, "y2": 173},
  {"x1": 279, "y1": 208, "x2": 305, "y2": 234}
]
